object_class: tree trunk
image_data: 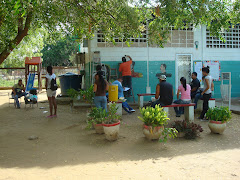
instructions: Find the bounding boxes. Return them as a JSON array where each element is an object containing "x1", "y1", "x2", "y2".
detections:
[{"x1": 0, "y1": 12, "x2": 32, "y2": 64}]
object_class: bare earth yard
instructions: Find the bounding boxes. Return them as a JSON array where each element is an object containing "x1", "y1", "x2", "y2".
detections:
[{"x1": 0, "y1": 90, "x2": 240, "y2": 180}]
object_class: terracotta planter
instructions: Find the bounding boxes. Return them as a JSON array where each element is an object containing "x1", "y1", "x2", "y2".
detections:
[
  {"x1": 177, "y1": 132, "x2": 185, "y2": 138},
  {"x1": 93, "y1": 123, "x2": 104, "y2": 134},
  {"x1": 143, "y1": 125, "x2": 164, "y2": 140},
  {"x1": 103, "y1": 121, "x2": 120, "y2": 141},
  {"x1": 208, "y1": 120, "x2": 227, "y2": 134}
]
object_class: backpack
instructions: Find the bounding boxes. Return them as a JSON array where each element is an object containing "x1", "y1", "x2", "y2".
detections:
[{"x1": 50, "y1": 78, "x2": 58, "y2": 91}]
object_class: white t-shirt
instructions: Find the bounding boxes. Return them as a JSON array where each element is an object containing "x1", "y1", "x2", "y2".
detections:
[
  {"x1": 203, "y1": 75, "x2": 212, "y2": 94},
  {"x1": 46, "y1": 73, "x2": 56, "y2": 89}
]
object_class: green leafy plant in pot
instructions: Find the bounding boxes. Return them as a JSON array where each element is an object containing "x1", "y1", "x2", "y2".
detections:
[
  {"x1": 138, "y1": 104, "x2": 177, "y2": 142},
  {"x1": 87, "y1": 107, "x2": 107, "y2": 134},
  {"x1": 67, "y1": 85, "x2": 94, "y2": 104},
  {"x1": 103, "y1": 102, "x2": 121, "y2": 141},
  {"x1": 206, "y1": 106, "x2": 232, "y2": 134}
]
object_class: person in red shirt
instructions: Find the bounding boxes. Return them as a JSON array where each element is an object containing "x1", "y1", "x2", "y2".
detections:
[{"x1": 119, "y1": 55, "x2": 132, "y2": 97}]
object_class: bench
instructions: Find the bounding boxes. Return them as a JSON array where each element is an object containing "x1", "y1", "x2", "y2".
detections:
[
  {"x1": 137, "y1": 93, "x2": 156, "y2": 108},
  {"x1": 162, "y1": 103, "x2": 195, "y2": 122},
  {"x1": 196, "y1": 98, "x2": 215, "y2": 111}
]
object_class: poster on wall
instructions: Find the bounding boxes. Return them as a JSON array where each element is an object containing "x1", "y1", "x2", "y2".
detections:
[
  {"x1": 203, "y1": 61, "x2": 221, "y2": 81},
  {"x1": 194, "y1": 62, "x2": 203, "y2": 83}
]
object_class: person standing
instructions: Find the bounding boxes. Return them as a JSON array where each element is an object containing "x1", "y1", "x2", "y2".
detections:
[
  {"x1": 119, "y1": 55, "x2": 132, "y2": 97},
  {"x1": 174, "y1": 77, "x2": 191, "y2": 117},
  {"x1": 199, "y1": 66, "x2": 214, "y2": 121},
  {"x1": 94, "y1": 71, "x2": 109, "y2": 111},
  {"x1": 112, "y1": 77, "x2": 135, "y2": 114},
  {"x1": 151, "y1": 75, "x2": 173, "y2": 107},
  {"x1": 12, "y1": 79, "x2": 27, "y2": 108},
  {"x1": 45, "y1": 66, "x2": 57, "y2": 118}
]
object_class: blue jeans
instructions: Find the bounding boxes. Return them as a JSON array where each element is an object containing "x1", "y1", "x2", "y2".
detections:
[
  {"x1": 174, "y1": 99, "x2": 191, "y2": 115},
  {"x1": 94, "y1": 96, "x2": 107, "y2": 111},
  {"x1": 122, "y1": 101, "x2": 133, "y2": 113},
  {"x1": 194, "y1": 92, "x2": 203, "y2": 109},
  {"x1": 13, "y1": 92, "x2": 27, "y2": 108}
]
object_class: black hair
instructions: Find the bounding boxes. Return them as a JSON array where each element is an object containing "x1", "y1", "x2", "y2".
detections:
[
  {"x1": 96, "y1": 65, "x2": 102, "y2": 72},
  {"x1": 47, "y1": 66, "x2": 53, "y2": 75},
  {"x1": 180, "y1": 77, "x2": 187, "y2": 91},
  {"x1": 192, "y1": 72, "x2": 197, "y2": 76},
  {"x1": 202, "y1": 66, "x2": 210, "y2": 74},
  {"x1": 96, "y1": 71, "x2": 106, "y2": 91},
  {"x1": 122, "y1": 57, "x2": 126, "y2": 62},
  {"x1": 161, "y1": 64, "x2": 166, "y2": 69},
  {"x1": 18, "y1": 79, "x2": 22, "y2": 82}
]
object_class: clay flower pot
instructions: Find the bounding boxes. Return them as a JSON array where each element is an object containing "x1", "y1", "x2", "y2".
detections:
[
  {"x1": 93, "y1": 123, "x2": 104, "y2": 134},
  {"x1": 143, "y1": 125, "x2": 164, "y2": 140},
  {"x1": 208, "y1": 120, "x2": 227, "y2": 134},
  {"x1": 103, "y1": 121, "x2": 120, "y2": 141}
]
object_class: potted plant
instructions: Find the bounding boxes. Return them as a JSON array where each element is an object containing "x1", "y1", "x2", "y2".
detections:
[
  {"x1": 87, "y1": 107, "x2": 107, "y2": 134},
  {"x1": 138, "y1": 105, "x2": 177, "y2": 142},
  {"x1": 171, "y1": 120, "x2": 203, "y2": 139},
  {"x1": 206, "y1": 106, "x2": 232, "y2": 134},
  {"x1": 102, "y1": 102, "x2": 121, "y2": 141},
  {"x1": 67, "y1": 85, "x2": 94, "y2": 106}
]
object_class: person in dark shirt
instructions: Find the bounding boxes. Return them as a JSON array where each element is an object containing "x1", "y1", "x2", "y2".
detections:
[
  {"x1": 190, "y1": 72, "x2": 200, "y2": 99},
  {"x1": 151, "y1": 75, "x2": 173, "y2": 107}
]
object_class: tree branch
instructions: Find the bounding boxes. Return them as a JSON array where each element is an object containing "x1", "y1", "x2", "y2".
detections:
[{"x1": 0, "y1": 11, "x2": 33, "y2": 64}]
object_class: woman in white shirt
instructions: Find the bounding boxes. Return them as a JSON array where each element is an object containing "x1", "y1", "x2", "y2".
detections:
[
  {"x1": 199, "y1": 66, "x2": 214, "y2": 121},
  {"x1": 45, "y1": 66, "x2": 57, "y2": 118}
]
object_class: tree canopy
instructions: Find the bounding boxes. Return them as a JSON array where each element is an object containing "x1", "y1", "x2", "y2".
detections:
[
  {"x1": 41, "y1": 36, "x2": 79, "y2": 67},
  {"x1": 0, "y1": 0, "x2": 239, "y2": 64}
]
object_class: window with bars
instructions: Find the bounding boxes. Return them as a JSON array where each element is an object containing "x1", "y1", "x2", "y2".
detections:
[
  {"x1": 163, "y1": 25, "x2": 194, "y2": 48},
  {"x1": 206, "y1": 25, "x2": 240, "y2": 48},
  {"x1": 97, "y1": 24, "x2": 194, "y2": 48}
]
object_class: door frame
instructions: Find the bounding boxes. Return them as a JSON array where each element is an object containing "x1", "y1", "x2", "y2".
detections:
[{"x1": 175, "y1": 54, "x2": 193, "y2": 93}]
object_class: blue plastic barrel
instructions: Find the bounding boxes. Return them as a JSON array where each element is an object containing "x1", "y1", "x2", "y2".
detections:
[{"x1": 58, "y1": 72, "x2": 82, "y2": 96}]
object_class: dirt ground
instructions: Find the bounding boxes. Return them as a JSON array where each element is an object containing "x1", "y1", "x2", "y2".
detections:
[{"x1": 0, "y1": 90, "x2": 240, "y2": 180}]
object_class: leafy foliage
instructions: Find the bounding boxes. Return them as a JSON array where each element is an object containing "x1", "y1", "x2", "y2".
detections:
[
  {"x1": 206, "y1": 106, "x2": 232, "y2": 122},
  {"x1": 67, "y1": 85, "x2": 94, "y2": 103},
  {"x1": 41, "y1": 36, "x2": 79, "y2": 67},
  {"x1": 138, "y1": 105, "x2": 169, "y2": 127},
  {"x1": 87, "y1": 107, "x2": 107, "y2": 129},
  {"x1": 171, "y1": 120, "x2": 203, "y2": 140},
  {"x1": 1, "y1": 0, "x2": 239, "y2": 64},
  {"x1": 104, "y1": 102, "x2": 120, "y2": 124}
]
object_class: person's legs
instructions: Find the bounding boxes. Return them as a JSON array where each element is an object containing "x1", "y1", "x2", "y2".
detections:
[
  {"x1": 173, "y1": 99, "x2": 181, "y2": 116},
  {"x1": 14, "y1": 95, "x2": 20, "y2": 108},
  {"x1": 48, "y1": 97, "x2": 53, "y2": 116},
  {"x1": 101, "y1": 96, "x2": 108, "y2": 112},
  {"x1": 94, "y1": 96, "x2": 101, "y2": 109},
  {"x1": 127, "y1": 76, "x2": 132, "y2": 96},
  {"x1": 200, "y1": 94, "x2": 211, "y2": 119},
  {"x1": 194, "y1": 92, "x2": 202, "y2": 109},
  {"x1": 52, "y1": 96, "x2": 57, "y2": 115},
  {"x1": 122, "y1": 101, "x2": 130, "y2": 113}
]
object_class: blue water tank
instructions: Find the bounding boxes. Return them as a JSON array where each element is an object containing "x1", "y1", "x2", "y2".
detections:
[{"x1": 58, "y1": 72, "x2": 82, "y2": 96}]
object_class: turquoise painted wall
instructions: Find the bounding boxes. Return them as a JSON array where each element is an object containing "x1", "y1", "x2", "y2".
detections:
[
  {"x1": 103, "y1": 61, "x2": 176, "y2": 102},
  {"x1": 85, "y1": 60, "x2": 240, "y2": 102},
  {"x1": 193, "y1": 61, "x2": 240, "y2": 99}
]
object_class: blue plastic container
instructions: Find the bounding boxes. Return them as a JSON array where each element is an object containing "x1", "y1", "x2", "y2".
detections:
[{"x1": 58, "y1": 72, "x2": 82, "y2": 96}]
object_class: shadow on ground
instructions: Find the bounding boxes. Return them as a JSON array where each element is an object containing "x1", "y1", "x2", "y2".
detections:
[{"x1": 0, "y1": 90, "x2": 240, "y2": 169}]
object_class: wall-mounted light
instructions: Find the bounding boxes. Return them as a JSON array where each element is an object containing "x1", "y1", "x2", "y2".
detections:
[{"x1": 195, "y1": 41, "x2": 199, "y2": 49}]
